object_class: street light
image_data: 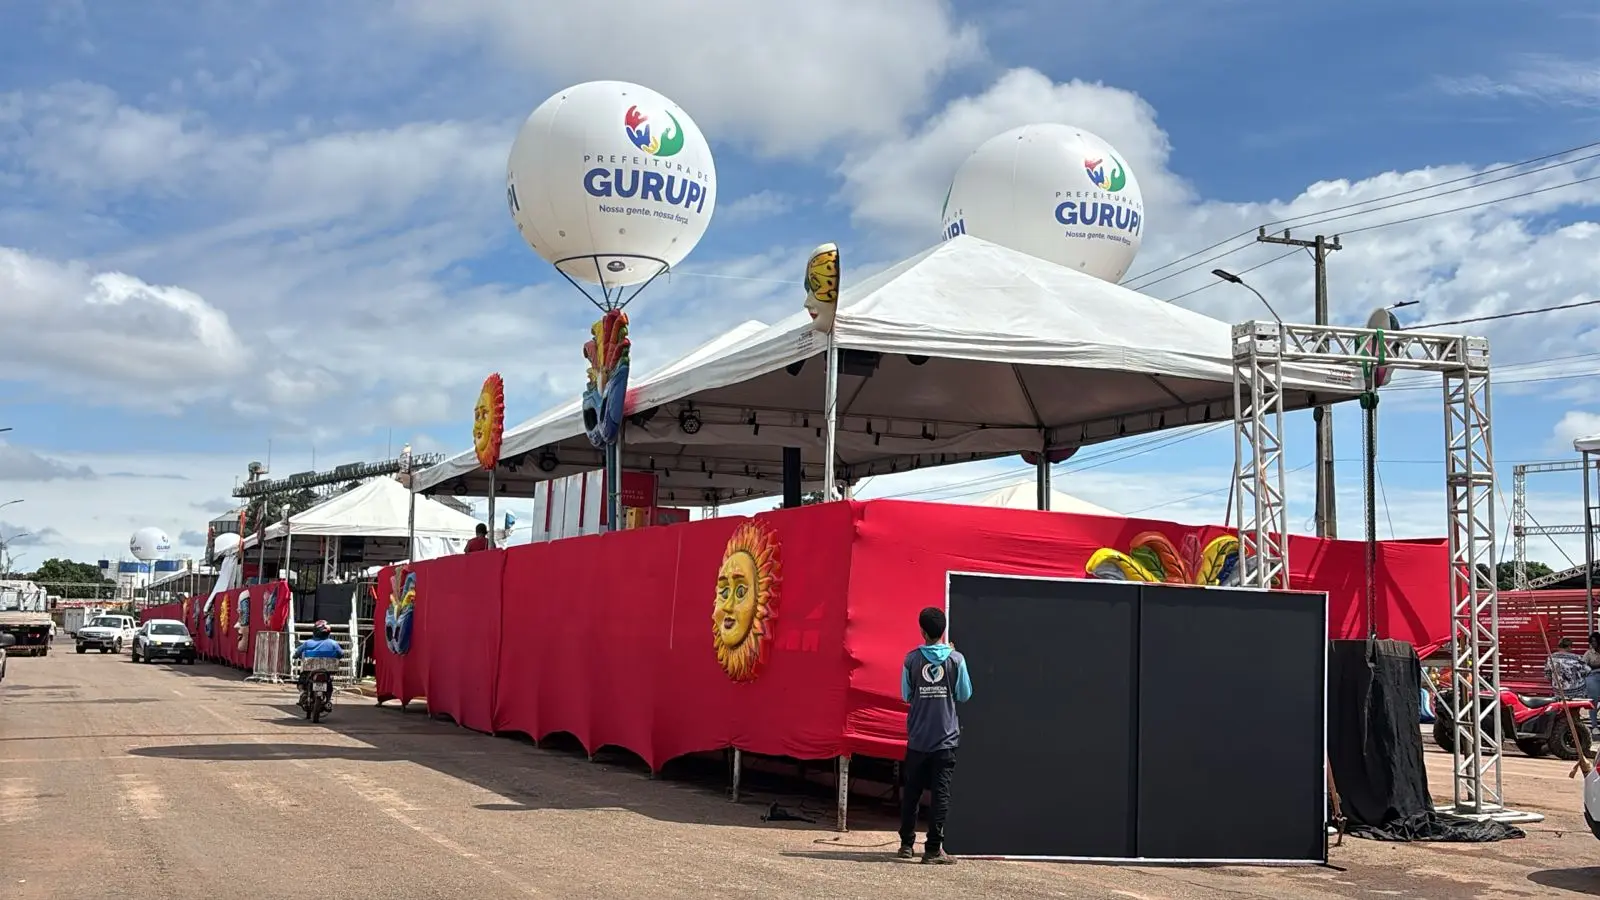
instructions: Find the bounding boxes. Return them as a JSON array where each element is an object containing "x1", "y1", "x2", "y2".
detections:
[
  {"x1": 0, "y1": 499, "x2": 23, "y2": 514},
  {"x1": 1211, "y1": 269, "x2": 1283, "y2": 324}
]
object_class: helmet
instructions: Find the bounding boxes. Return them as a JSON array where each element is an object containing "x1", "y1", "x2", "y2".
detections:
[{"x1": 311, "y1": 620, "x2": 330, "y2": 639}]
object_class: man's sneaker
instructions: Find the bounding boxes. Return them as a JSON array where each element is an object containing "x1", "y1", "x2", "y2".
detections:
[
  {"x1": 922, "y1": 850, "x2": 956, "y2": 865},
  {"x1": 896, "y1": 845, "x2": 916, "y2": 859}
]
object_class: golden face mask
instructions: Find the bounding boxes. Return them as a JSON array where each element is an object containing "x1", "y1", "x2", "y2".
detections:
[
  {"x1": 712, "y1": 519, "x2": 783, "y2": 681},
  {"x1": 803, "y1": 243, "x2": 840, "y2": 333}
]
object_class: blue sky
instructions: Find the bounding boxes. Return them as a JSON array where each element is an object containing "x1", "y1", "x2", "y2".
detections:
[{"x1": 1, "y1": 0, "x2": 1598, "y2": 567}]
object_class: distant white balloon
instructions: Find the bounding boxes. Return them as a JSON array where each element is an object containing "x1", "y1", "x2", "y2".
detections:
[
  {"x1": 506, "y1": 80, "x2": 718, "y2": 287},
  {"x1": 941, "y1": 124, "x2": 1146, "y2": 284},
  {"x1": 129, "y1": 527, "x2": 172, "y2": 562},
  {"x1": 211, "y1": 532, "x2": 242, "y2": 559}
]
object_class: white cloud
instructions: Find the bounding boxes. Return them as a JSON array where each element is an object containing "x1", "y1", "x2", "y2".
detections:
[
  {"x1": 392, "y1": 0, "x2": 983, "y2": 156},
  {"x1": 1438, "y1": 54, "x2": 1600, "y2": 108},
  {"x1": 1553, "y1": 411, "x2": 1600, "y2": 451},
  {"x1": 0, "y1": 247, "x2": 249, "y2": 406},
  {"x1": 0, "y1": 441, "x2": 96, "y2": 482}
]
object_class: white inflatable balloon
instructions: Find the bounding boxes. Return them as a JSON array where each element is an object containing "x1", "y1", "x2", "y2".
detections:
[
  {"x1": 129, "y1": 526, "x2": 172, "y2": 562},
  {"x1": 507, "y1": 81, "x2": 718, "y2": 286},
  {"x1": 941, "y1": 124, "x2": 1145, "y2": 283},
  {"x1": 212, "y1": 532, "x2": 242, "y2": 559}
]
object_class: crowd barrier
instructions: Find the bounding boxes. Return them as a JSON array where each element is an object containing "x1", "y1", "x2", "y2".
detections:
[{"x1": 374, "y1": 499, "x2": 1450, "y2": 769}]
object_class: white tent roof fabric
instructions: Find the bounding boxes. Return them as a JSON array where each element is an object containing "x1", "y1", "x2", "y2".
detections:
[
  {"x1": 961, "y1": 481, "x2": 1119, "y2": 517},
  {"x1": 1576, "y1": 434, "x2": 1600, "y2": 453},
  {"x1": 414, "y1": 235, "x2": 1363, "y2": 504},
  {"x1": 242, "y1": 477, "x2": 480, "y2": 551}
]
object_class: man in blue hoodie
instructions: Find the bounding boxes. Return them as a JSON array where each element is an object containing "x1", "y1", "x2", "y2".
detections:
[{"x1": 897, "y1": 606, "x2": 972, "y2": 864}]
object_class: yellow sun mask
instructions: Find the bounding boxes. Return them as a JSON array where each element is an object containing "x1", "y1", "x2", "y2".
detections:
[{"x1": 713, "y1": 519, "x2": 783, "y2": 682}]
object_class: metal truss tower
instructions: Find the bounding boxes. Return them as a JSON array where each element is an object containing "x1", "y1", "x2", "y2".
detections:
[{"x1": 1232, "y1": 320, "x2": 1530, "y2": 821}]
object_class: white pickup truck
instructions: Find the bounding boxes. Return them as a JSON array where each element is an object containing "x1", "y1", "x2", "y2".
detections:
[{"x1": 76, "y1": 614, "x2": 136, "y2": 654}]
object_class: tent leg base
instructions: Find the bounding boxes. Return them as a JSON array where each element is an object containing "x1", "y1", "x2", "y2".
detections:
[{"x1": 1436, "y1": 803, "x2": 1544, "y2": 824}]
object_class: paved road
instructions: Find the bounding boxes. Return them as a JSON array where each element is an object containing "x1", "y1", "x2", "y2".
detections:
[{"x1": 4, "y1": 644, "x2": 1600, "y2": 899}]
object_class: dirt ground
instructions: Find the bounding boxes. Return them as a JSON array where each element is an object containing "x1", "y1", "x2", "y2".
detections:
[{"x1": 3, "y1": 643, "x2": 1599, "y2": 899}]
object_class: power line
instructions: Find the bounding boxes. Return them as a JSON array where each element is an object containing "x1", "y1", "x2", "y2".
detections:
[
  {"x1": 1126, "y1": 140, "x2": 1600, "y2": 294},
  {"x1": 1341, "y1": 171, "x2": 1600, "y2": 237},
  {"x1": 1410, "y1": 296, "x2": 1600, "y2": 330}
]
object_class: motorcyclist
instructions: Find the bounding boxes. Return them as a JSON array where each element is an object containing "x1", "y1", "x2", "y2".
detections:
[{"x1": 293, "y1": 620, "x2": 344, "y2": 708}]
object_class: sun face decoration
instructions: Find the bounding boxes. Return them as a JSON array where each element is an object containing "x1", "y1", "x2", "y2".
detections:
[
  {"x1": 473, "y1": 373, "x2": 506, "y2": 471},
  {"x1": 803, "y1": 243, "x2": 840, "y2": 333},
  {"x1": 712, "y1": 518, "x2": 782, "y2": 682},
  {"x1": 219, "y1": 596, "x2": 232, "y2": 634},
  {"x1": 385, "y1": 567, "x2": 417, "y2": 656}
]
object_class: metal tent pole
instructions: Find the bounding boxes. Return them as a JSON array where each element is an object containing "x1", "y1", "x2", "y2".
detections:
[
  {"x1": 487, "y1": 468, "x2": 499, "y2": 548},
  {"x1": 823, "y1": 335, "x2": 840, "y2": 501},
  {"x1": 1587, "y1": 451, "x2": 1596, "y2": 634}
]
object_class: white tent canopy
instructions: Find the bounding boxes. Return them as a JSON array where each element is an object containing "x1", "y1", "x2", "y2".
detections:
[
  {"x1": 241, "y1": 477, "x2": 481, "y2": 565},
  {"x1": 1576, "y1": 434, "x2": 1600, "y2": 453},
  {"x1": 414, "y1": 235, "x2": 1362, "y2": 505},
  {"x1": 960, "y1": 480, "x2": 1119, "y2": 517}
]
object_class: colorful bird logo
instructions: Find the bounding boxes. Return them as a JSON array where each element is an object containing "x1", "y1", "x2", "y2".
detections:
[
  {"x1": 1083, "y1": 155, "x2": 1128, "y2": 193},
  {"x1": 624, "y1": 105, "x2": 686, "y2": 158}
]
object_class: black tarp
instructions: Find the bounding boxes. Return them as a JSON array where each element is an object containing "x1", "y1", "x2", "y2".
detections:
[{"x1": 1326, "y1": 639, "x2": 1523, "y2": 842}]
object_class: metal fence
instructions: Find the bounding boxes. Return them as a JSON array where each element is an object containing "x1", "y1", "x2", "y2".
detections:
[{"x1": 249, "y1": 631, "x2": 290, "y2": 683}]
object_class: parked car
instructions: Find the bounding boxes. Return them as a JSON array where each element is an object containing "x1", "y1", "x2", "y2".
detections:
[
  {"x1": 0, "y1": 632, "x2": 13, "y2": 683},
  {"x1": 131, "y1": 619, "x2": 196, "y2": 665},
  {"x1": 76, "y1": 614, "x2": 136, "y2": 654}
]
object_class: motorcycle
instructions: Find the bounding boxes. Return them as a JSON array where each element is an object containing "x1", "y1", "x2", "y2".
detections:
[
  {"x1": 1432, "y1": 686, "x2": 1594, "y2": 761},
  {"x1": 298, "y1": 657, "x2": 341, "y2": 723}
]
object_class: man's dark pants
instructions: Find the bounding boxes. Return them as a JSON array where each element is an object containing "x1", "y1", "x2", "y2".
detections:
[{"x1": 899, "y1": 747, "x2": 957, "y2": 853}]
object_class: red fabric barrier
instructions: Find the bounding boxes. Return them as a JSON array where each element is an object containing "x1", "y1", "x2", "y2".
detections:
[
  {"x1": 420, "y1": 552, "x2": 505, "y2": 733},
  {"x1": 839, "y1": 500, "x2": 1448, "y2": 756},
  {"x1": 376, "y1": 498, "x2": 1449, "y2": 767},
  {"x1": 491, "y1": 503, "x2": 855, "y2": 768},
  {"x1": 139, "y1": 603, "x2": 183, "y2": 624}
]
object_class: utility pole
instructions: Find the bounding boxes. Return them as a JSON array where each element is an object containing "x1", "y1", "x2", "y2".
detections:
[{"x1": 1257, "y1": 227, "x2": 1342, "y2": 539}]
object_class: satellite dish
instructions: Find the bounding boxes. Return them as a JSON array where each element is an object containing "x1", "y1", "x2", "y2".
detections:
[
  {"x1": 129, "y1": 526, "x2": 172, "y2": 562},
  {"x1": 506, "y1": 81, "x2": 718, "y2": 287},
  {"x1": 941, "y1": 124, "x2": 1146, "y2": 284},
  {"x1": 211, "y1": 532, "x2": 242, "y2": 559},
  {"x1": 1366, "y1": 306, "x2": 1401, "y2": 388}
]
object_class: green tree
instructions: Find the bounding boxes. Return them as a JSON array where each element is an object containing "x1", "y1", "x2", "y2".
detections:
[
  {"x1": 22, "y1": 558, "x2": 116, "y2": 599},
  {"x1": 1496, "y1": 560, "x2": 1555, "y2": 591}
]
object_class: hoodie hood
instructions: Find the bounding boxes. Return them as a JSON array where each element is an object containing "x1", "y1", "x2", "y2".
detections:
[{"x1": 917, "y1": 644, "x2": 953, "y2": 664}]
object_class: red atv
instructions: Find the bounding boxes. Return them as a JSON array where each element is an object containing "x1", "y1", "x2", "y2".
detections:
[{"x1": 1433, "y1": 687, "x2": 1594, "y2": 760}]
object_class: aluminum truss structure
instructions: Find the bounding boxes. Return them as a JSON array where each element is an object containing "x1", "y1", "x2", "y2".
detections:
[
  {"x1": 1511, "y1": 459, "x2": 1596, "y2": 592},
  {"x1": 1232, "y1": 320, "x2": 1529, "y2": 820}
]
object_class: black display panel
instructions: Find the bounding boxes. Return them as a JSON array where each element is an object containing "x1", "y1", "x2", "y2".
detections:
[
  {"x1": 944, "y1": 574, "x2": 1139, "y2": 858},
  {"x1": 941, "y1": 573, "x2": 1327, "y2": 863},
  {"x1": 1136, "y1": 584, "x2": 1327, "y2": 863}
]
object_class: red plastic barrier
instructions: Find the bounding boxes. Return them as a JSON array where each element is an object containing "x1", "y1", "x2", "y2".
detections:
[{"x1": 374, "y1": 499, "x2": 1450, "y2": 767}]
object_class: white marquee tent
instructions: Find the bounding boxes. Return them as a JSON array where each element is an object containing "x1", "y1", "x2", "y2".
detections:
[
  {"x1": 414, "y1": 235, "x2": 1362, "y2": 505},
  {"x1": 241, "y1": 477, "x2": 481, "y2": 565},
  {"x1": 960, "y1": 481, "x2": 1119, "y2": 517}
]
